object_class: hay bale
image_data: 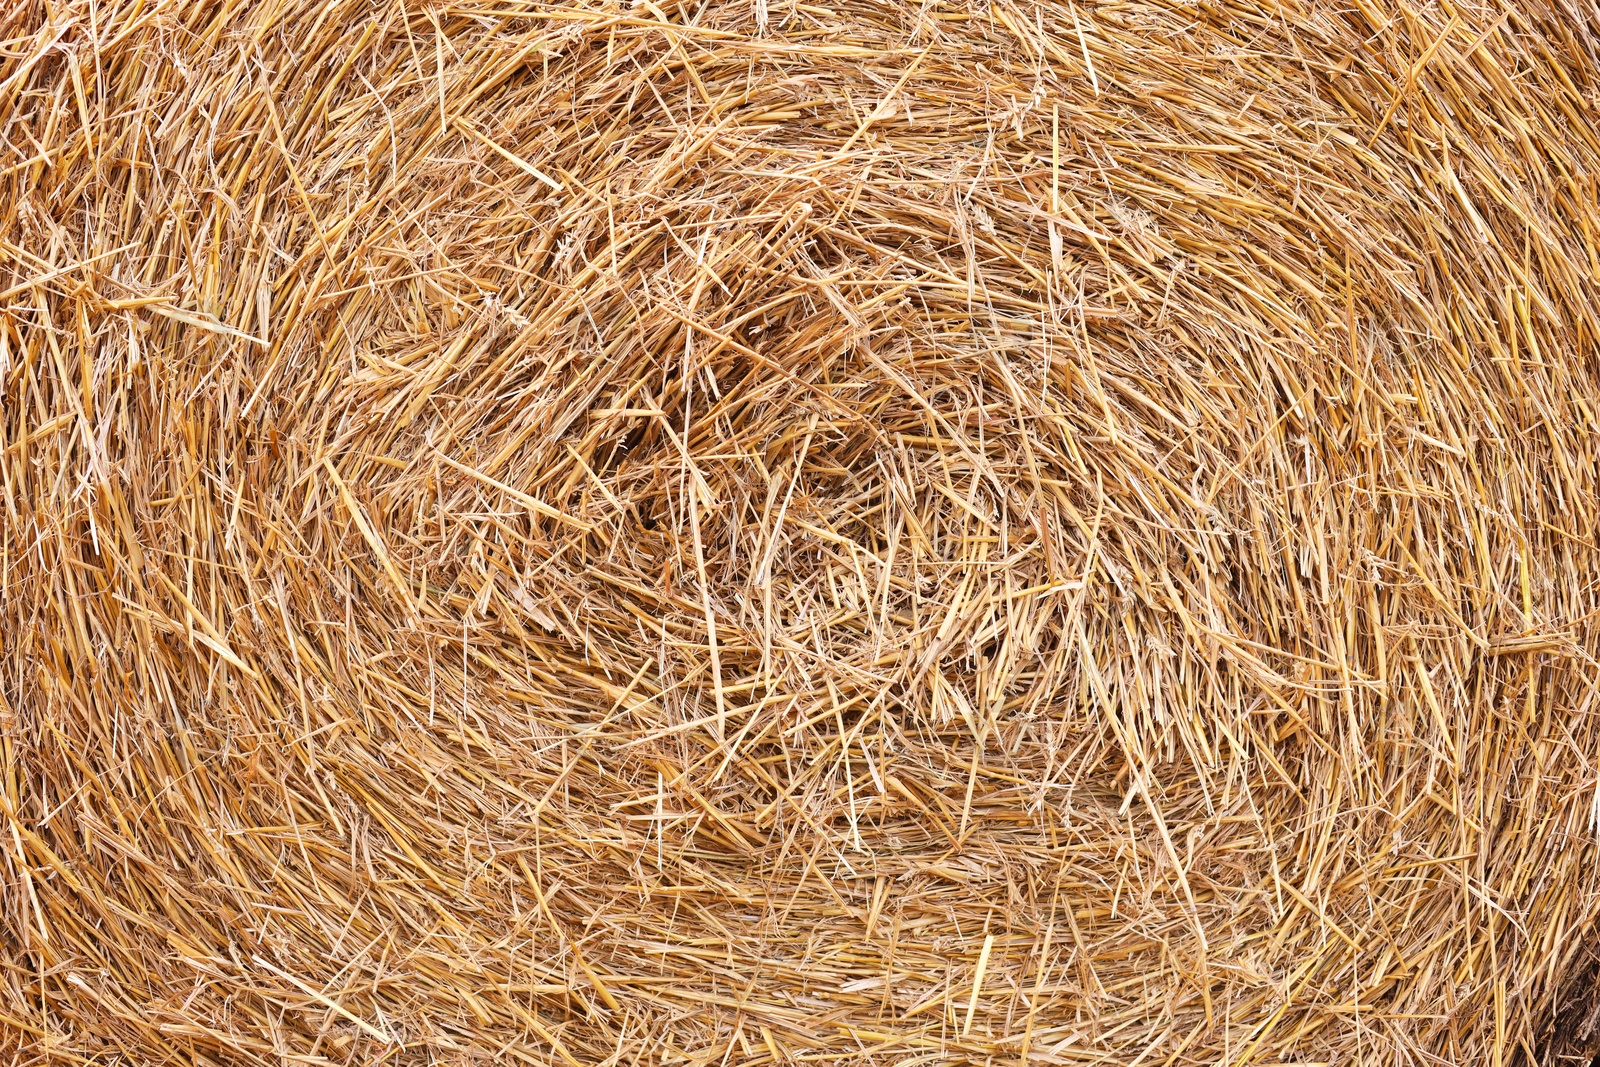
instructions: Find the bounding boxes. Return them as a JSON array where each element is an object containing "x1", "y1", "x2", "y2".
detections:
[{"x1": 3, "y1": 0, "x2": 1598, "y2": 1062}]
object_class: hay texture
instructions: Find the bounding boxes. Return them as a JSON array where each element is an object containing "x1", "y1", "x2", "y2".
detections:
[{"x1": 4, "y1": 0, "x2": 1600, "y2": 1063}]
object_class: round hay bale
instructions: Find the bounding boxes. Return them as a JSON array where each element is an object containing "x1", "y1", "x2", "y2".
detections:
[{"x1": 3, "y1": 0, "x2": 1599, "y2": 1063}]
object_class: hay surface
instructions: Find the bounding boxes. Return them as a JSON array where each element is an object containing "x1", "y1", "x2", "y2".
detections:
[{"x1": 3, "y1": 0, "x2": 1600, "y2": 1063}]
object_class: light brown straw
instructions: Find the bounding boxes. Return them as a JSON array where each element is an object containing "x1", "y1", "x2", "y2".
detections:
[{"x1": 3, "y1": 0, "x2": 1599, "y2": 1064}]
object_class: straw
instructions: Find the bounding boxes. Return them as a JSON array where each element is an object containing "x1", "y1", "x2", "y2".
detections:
[{"x1": 2, "y1": 0, "x2": 1599, "y2": 1063}]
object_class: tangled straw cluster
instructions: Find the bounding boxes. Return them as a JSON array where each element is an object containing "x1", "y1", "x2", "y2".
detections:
[{"x1": 4, "y1": 0, "x2": 1600, "y2": 1063}]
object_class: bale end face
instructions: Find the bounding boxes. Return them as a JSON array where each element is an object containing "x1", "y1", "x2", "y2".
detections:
[{"x1": 3, "y1": 0, "x2": 1600, "y2": 1064}]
